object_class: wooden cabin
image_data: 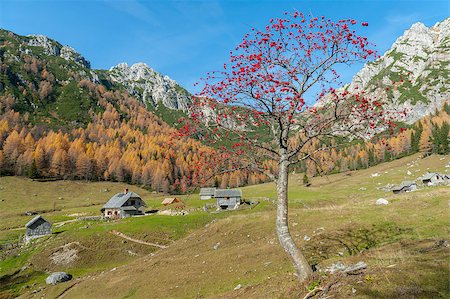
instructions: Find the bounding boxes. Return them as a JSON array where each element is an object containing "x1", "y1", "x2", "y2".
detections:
[
  {"x1": 162, "y1": 197, "x2": 182, "y2": 206},
  {"x1": 101, "y1": 189, "x2": 146, "y2": 219},
  {"x1": 420, "y1": 173, "x2": 444, "y2": 186},
  {"x1": 25, "y1": 215, "x2": 52, "y2": 238},
  {"x1": 214, "y1": 189, "x2": 242, "y2": 210},
  {"x1": 392, "y1": 181, "x2": 417, "y2": 194},
  {"x1": 200, "y1": 188, "x2": 216, "y2": 200}
]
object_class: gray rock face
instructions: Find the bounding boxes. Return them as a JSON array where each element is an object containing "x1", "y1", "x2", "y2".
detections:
[
  {"x1": 109, "y1": 63, "x2": 190, "y2": 112},
  {"x1": 59, "y1": 46, "x2": 90, "y2": 68},
  {"x1": 45, "y1": 272, "x2": 72, "y2": 285},
  {"x1": 27, "y1": 35, "x2": 60, "y2": 56},
  {"x1": 27, "y1": 35, "x2": 90, "y2": 68},
  {"x1": 347, "y1": 18, "x2": 450, "y2": 124}
]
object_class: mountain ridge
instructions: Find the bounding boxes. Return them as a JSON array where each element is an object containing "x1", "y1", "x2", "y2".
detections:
[
  {"x1": 346, "y1": 18, "x2": 450, "y2": 123},
  {"x1": 0, "y1": 29, "x2": 190, "y2": 117},
  {"x1": 26, "y1": 34, "x2": 91, "y2": 69},
  {"x1": 3, "y1": 18, "x2": 448, "y2": 125}
]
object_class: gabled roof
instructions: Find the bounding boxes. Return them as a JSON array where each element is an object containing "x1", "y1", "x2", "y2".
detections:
[
  {"x1": 102, "y1": 192, "x2": 143, "y2": 209},
  {"x1": 214, "y1": 189, "x2": 242, "y2": 198},
  {"x1": 200, "y1": 188, "x2": 216, "y2": 196},
  {"x1": 392, "y1": 181, "x2": 416, "y2": 191},
  {"x1": 161, "y1": 197, "x2": 182, "y2": 205},
  {"x1": 25, "y1": 215, "x2": 50, "y2": 228},
  {"x1": 421, "y1": 172, "x2": 439, "y2": 180}
]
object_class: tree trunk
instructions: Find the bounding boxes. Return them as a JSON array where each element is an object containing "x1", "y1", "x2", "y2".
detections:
[{"x1": 276, "y1": 157, "x2": 313, "y2": 282}]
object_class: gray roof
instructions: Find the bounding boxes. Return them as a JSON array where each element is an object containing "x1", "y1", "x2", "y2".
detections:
[
  {"x1": 214, "y1": 189, "x2": 242, "y2": 198},
  {"x1": 421, "y1": 172, "x2": 439, "y2": 180},
  {"x1": 102, "y1": 192, "x2": 143, "y2": 209},
  {"x1": 200, "y1": 188, "x2": 216, "y2": 196},
  {"x1": 393, "y1": 181, "x2": 416, "y2": 191},
  {"x1": 25, "y1": 215, "x2": 50, "y2": 228}
]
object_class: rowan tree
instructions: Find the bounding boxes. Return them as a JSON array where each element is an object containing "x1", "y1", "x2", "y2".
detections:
[{"x1": 183, "y1": 11, "x2": 397, "y2": 281}]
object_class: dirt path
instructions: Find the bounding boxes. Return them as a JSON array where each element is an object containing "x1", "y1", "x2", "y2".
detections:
[
  {"x1": 54, "y1": 219, "x2": 79, "y2": 226},
  {"x1": 55, "y1": 280, "x2": 81, "y2": 299},
  {"x1": 109, "y1": 230, "x2": 168, "y2": 249}
]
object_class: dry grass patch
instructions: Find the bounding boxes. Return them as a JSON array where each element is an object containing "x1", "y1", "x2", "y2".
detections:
[{"x1": 3, "y1": 154, "x2": 449, "y2": 298}]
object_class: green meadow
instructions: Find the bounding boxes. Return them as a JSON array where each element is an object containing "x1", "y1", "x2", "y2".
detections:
[{"x1": 0, "y1": 153, "x2": 449, "y2": 298}]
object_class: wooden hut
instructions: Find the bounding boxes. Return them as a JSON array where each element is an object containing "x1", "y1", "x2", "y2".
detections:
[
  {"x1": 420, "y1": 172, "x2": 444, "y2": 186},
  {"x1": 200, "y1": 188, "x2": 216, "y2": 200},
  {"x1": 441, "y1": 173, "x2": 450, "y2": 182},
  {"x1": 214, "y1": 189, "x2": 242, "y2": 210},
  {"x1": 101, "y1": 189, "x2": 146, "y2": 219},
  {"x1": 392, "y1": 181, "x2": 417, "y2": 194},
  {"x1": 162, "y1": 197, "x2": 182, "y2": 206},
  {"x1": 25, "y1": 215, "x2": 52, "y2": 238}
]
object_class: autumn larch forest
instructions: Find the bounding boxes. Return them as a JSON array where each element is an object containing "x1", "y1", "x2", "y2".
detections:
[{"x1": 0, "y1": 28, "x2": 448, "y2": 194}]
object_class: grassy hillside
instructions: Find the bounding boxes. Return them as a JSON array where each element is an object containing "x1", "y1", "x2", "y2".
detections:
[
  {"x1": 0, "y1": 154, "x2": 449, "y2": 298},
  {"x1": 0, "y1": 178, "x2": 269, "y2": 298}
]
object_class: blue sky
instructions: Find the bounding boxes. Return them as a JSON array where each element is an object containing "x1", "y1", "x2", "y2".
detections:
[{"x1": 1, "y1": 0, "x2": 448, "y2": 93}]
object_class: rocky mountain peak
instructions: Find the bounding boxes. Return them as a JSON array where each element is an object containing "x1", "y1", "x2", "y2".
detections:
[
  {"x1": 26, "y1": 34, "x2": 90, "y2": 68},
  {"x1": 391, "y1": 22, "x2": 432, "y2": 56},
  {"x1": 389, "y1": 19, "x2": 449, "y2": 60},
  {"x1": 347, "y1": 18, "x2": 450, "y2": 124},
  {"x1": 27, "y1": 34, "x2": 60, "y2": 56},
  {"x1": 109, "y1": 62, "x2": 190, "y2": 112},
  {"x1": 112, "y1": 62, "x2": 157, "y2": 80},
  {"x1": 431, "y1": 18, "x2": 450, "y2": 36}
]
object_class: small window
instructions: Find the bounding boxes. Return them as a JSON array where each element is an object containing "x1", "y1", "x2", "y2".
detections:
[{"x1": 130, "y1": 200, "x2": 135, "y2": 205}]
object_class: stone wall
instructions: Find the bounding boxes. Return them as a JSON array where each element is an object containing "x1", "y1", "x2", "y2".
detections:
[{"x1": 26, "y1": 222, "x2": 51, "y2": 236}]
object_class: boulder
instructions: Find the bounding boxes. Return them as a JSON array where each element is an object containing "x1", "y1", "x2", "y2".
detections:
[
  {"x1": 325, "y1": 261, "x2": 367, "y2": 274},
  {"x1": 45, "y1": 272, "x2": 72, "y2": 285},
  {"x1": 325, "y1": 261, "x2": 346, "y2": 273},
  {"x1": 343, "y1": 261, "x2": 367, "y2": 274},
  {"x1": 376, "y1": 198, "x2": 389, "y2": 205}
]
